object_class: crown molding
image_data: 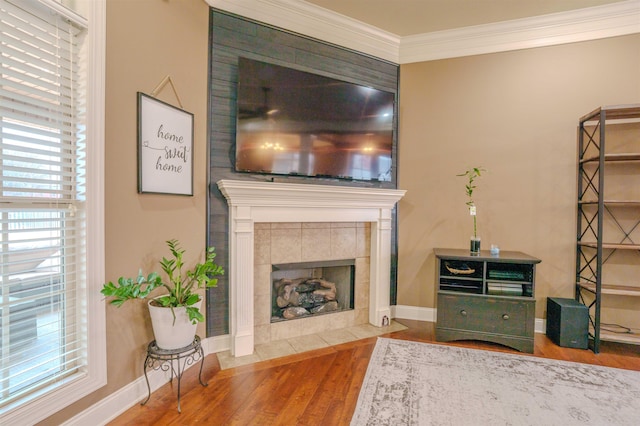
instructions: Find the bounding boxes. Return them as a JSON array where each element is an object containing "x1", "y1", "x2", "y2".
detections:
[
  {"x1": 205, "y1": 0, "x2": 400, "y2": 63},
  {"x1": 400, "y1": 0, "x2": 640, "y2": 63},
  {"x1": 205, "y1": 0, "x2": 640, "y2": 64}
]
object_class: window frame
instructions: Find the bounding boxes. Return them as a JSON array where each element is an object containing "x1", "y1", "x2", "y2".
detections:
[{"x1": 0, "y1": 0, "x2": 106, "y2": 422}]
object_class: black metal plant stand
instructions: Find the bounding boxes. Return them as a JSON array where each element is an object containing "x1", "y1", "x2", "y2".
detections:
[{"x1": 141, "y1": 335, "x2": 207, "y2": 413}]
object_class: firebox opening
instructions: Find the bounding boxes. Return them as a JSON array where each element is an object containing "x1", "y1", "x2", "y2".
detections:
[{"x1": 271, "y1": 259, "x2": 355, "y2": 323}]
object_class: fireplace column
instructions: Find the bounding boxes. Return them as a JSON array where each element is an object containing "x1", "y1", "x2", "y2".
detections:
[
  {"x1": 370, "y1": 209, "x2": 393, "y2": 327},
  {"x1": 228, "y1": 205, "x2": 254, "y2": 356}
]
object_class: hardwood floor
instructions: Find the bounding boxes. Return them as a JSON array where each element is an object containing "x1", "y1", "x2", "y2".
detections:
[{"x1": 109, "y1": 320, "x2": 640, "y2": 425}]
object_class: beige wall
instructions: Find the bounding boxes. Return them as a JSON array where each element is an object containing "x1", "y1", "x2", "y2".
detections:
[
  {"x1": 397, "y1": 34, "x2": 640, "y2": 323},
  {"x1": 39, "y1": 1, "x2": 640, "y2": 422},
  {"x1": 41, "y1": 0, "x2": 210, "y2": 424}
]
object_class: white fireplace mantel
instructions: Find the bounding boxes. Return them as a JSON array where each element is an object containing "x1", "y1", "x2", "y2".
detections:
[{"x1": 218, "y1": 179, "x2": 406, "y2": 357}]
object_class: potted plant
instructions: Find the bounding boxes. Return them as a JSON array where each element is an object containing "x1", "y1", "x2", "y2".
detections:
[
  {"x1": 457, "y1": 167, "x2": 486, "y2": 255},
  {"x1": 101, "y1": 239, "x2": 224, "y2": 349}
]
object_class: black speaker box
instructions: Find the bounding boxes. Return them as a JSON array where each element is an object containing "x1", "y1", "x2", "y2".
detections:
[{"x1": 546, "y1": 297, "x2": 588, "y2": 349}]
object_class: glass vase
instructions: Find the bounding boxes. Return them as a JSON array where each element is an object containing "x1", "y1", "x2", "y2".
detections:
[{"x1": 470, "y1": 236, "x2": 481, "y2": 256}]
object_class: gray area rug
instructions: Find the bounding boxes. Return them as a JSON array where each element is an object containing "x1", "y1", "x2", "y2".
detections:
[{"x1": 351, "y1": 338, "x2": 640, "y2": 425}]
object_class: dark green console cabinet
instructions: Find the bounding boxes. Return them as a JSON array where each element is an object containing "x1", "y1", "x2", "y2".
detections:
[{"x1": 434, "y1": 248, "x2": 541, "y2": 353}]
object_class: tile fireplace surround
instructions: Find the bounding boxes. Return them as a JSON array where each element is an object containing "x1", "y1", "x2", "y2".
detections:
[{"x1": 218, "y1": 179, "x2": 406, "y2": 357}]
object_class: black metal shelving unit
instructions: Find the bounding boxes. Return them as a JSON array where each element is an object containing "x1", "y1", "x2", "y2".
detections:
[{"x1": 576, "y1": 104, "x2": 640, "y2": 353}]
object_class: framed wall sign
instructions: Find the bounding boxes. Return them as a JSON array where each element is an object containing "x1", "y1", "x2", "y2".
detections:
[{"x1": 137, "y1": 92, "x2": 194, "y2": 195}]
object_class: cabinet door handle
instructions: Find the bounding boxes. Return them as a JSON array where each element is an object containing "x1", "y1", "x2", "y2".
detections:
[
  {"x1": 460, "y1": 310, "x2": 467, "y2": 317},
  {"x1": 502, "y1": 314, "x2": 510, "y2": 320}
]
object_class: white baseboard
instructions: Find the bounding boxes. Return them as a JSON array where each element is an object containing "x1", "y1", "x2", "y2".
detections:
[
  {"x1": 393, "y1": 304, "x2": 546, "y2": 334},
  {"x1": 62, "y1": 334, "x2": 231, "y2": 426},
  {"x1": 201, "y1": 333, "x2": 231, "y2": 355},
  {"x1": 392, "y1": 304, "x2": 437, "y2": 322},
  {"x1": 537, "y1": 319, "x2": 546, "y2": 335}
]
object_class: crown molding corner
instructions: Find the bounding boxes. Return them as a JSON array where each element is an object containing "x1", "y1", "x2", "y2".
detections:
[{"x1": 205, "y1": 0, "x2": 400, "y2": 63}]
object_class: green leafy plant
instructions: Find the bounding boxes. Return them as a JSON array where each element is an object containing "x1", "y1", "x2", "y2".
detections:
[
  {"x1": 457, "y1": 167, "x2": 486, "y2": 239},
  {"x1": 101, "y1": 239, "x2": 224, "y2": 324}
]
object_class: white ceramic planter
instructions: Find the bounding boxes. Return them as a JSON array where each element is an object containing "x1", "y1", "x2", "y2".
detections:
[{"x1": 148, "y1": 298, "x2": 201, "y2": 350}]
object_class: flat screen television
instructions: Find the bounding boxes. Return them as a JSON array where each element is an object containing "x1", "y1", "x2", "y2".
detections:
[{"x1": 235, "y1": 57, "x2": 395, "y2": 182}]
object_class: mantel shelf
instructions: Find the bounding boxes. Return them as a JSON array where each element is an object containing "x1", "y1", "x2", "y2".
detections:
[
  {"x1": 578, "y1": 242, "x2": 640, "y2": 250},
  {"x1": 578, "y1": 282, "x2": 640, "y2": 297}
]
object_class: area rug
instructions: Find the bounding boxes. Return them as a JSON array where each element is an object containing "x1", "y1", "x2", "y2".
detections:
[{"x1": 351, "y1": 338, "x2": 640, "y2": 425}]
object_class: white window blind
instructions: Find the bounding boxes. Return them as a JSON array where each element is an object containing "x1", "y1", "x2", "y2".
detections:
[{"x1": 0, "y1": 0, "x2": 87, "y2": 409}]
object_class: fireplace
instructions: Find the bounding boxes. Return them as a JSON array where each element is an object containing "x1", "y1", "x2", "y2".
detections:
[
  {"x1": 271, "y1": 259, "x2": 355, "y2": 322},
  {"x1": 218, "y1": 180, "x2": 405, "y2": 357}
]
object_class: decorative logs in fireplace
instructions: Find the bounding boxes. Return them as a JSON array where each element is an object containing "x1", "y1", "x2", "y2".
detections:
[
  {"x1": 271, "y1": 259, "x2": 355, "y2": 323},
  {"x1": 273, "y1": 277, "x2": 339, "y2": 320}
]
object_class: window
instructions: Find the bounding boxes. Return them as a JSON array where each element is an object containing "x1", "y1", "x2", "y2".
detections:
[{"x1": 0, "y1": 0, "x2": 105, "y2": 422}]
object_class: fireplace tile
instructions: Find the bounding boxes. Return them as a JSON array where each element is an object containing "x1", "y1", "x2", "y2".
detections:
[
  {"x1": 255, "y1": 339, "x2": 296, "y2": 360},
  {"x1": 355, "y1": 256, "x2": 370, "y2": 280},
  {"x1": 271, "y1": 227, "x2": 302, "y2": 264},
  {"x1": 302, "y1": 222, "x2": 331, "y2": 229},
  {"x1": 255, "y1": 228, "x2": 271, "y2": 265},
  {"x1": 355, "y1": 307, "x2": 369, "y2": 324},
  {"x1": 216, "y1": 350, "x2": 261, "y2": 369},
  {"x1": 254, "y1": 293, "x2": 271, "y2": 326},
  {"x1": 288, "y1": 334, "x2": 329, "y2": 353},
  {"x1": 355, "y1": 258, "x2": 370, "y2": 309},
  {"x1": 301, "y1": 227, "x2": 331, "y2": 261},
  {"x1": 271, "y1": 222, "x2": 301, "y2": 229},
  {"x1": 331, "y1": 227, "x2": 357, "y2": 259},
  {"x1": 270, "y1": 320, "x2": 303, "y2": 341},
  {"x1": 254, "y1": 324, "x2": 271, "y2": 345},
  {"x1": 349, "y1": 323, "x2": 392, "y2": 339},
  {"x1": 254, "y1": 264, "x2": 271, "y2": 296},
  {"x1": 292, "y1": 314, "x2": 327, "y2": 335},
  {"x1": 357, "y1": 225, "x2": 371, "y2": 258},
  {"x1": 324, "y1": 310, "x2": 352, "y2": 330},
  {"x1": 317, "y1": 328, "x2": 360, "y2": 346},
  {"x1": 269, "y1": 310, "x2": 358, "y2": 342},
  {"x1": 331, "y1": 222, "x2": 356, "y2": 228},
  {"x1": 217, "y1": 321, "x2": 409, "y2": 370},
  {"x1": 313, "y1": 311, "x2": 353, "y2": 333}
]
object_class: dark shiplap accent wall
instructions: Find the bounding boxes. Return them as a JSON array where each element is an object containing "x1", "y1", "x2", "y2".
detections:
[{"x1": 206, "y1": 10, "x2": 399, "y2": 336}]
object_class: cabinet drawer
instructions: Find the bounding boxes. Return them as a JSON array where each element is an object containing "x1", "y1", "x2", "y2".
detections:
[{"x1": 437, "y1": 293, "x2": 534, "y2": 337}]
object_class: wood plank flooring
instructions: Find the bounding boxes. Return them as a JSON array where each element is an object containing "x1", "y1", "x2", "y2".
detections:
[{"x1": 109, "y1": 320, "x2": 640, "y2": 425}]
